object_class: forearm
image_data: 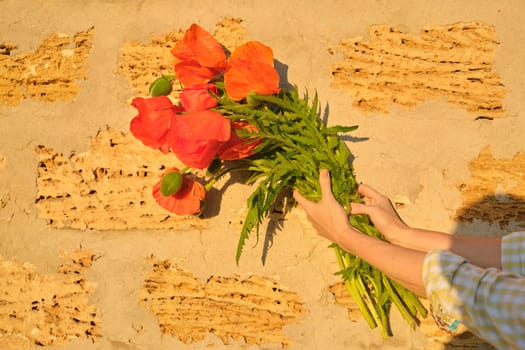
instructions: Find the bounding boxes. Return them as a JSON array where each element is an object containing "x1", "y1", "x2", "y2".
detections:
[
  {"x1": 390, "y1": 227, "x2": 502, "y2": 269},
  {"x1": 335, "y1": 228, "x2": 427, "y2": 297}
]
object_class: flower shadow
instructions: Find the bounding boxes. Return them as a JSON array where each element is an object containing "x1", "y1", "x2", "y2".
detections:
[
  {"x1": 198, "y1": 167, "x2": 292, "y2": 266},
  {"x1": 274, "y1": 59, "x2": 294, "y2": 91},
  {"x1": 199, "y1": 167, "x2": 253, "y2": 219},
  {"x1": 200, "y1": 186, "x2": 223, "y2": 218},
  {"x1": 261, "y1": 188, "x2": 294, "y2": 265}
]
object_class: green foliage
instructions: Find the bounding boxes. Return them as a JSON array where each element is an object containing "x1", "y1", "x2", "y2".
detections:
[
  {"x1": 214, "y1": 86, "x2": 426, "y2": 337},
  {"x1": 216, "y1": 87, "x2": 362, "y2": 257}
]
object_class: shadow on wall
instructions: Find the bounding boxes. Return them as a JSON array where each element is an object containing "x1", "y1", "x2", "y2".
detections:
[
  {"x1": 441, "y1": 193, "x2": 525, "y2": 349},
  {"x1": 454, "y1": 193, "x2": 525, "y2": 236}
]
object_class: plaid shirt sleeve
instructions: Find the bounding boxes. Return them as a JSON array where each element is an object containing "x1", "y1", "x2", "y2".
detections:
[
  {"x1": 501, "y1": 231, "x2": 525, "y2": 275},
  {"x1": 422, "y1": 231, "x2": 525, "y2": 349}
]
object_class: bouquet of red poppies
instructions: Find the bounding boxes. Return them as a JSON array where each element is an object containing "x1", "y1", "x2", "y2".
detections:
[{"x1": 129, "y1": 23, "x2": 426, "y2": 337}]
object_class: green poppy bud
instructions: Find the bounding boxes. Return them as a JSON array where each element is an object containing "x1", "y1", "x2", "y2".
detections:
[
  {"x1": 160, "y1": 171, "x2": 183, "y2": 196},
  {"x1": 206, "y1": 157, "x2": 223, "y2": 175},
  {"x1": 149, "y1": 76, "x2": 173, "y2": 97}
]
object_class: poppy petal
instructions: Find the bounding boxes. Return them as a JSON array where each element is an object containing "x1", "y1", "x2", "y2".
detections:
[
  {"x1": 228, "y1": 41, "x2": 274, "y2": 66},
  {"x1": 224, "y1": 41, "x2": 280, "y2": 101},
  {"x1": 171, "y1": 139, "x2": 222, "y2": 169},
  {"x1": 171, "y1": 24, "x2": 227, "y2": 87},
  {"x1": 169, "y1": 110, "x2": 231, "y2": 169},
  {"x1": 174, "y1": 61, "x2": 222, "y2": 88},
  {"x1": 218, "y1": 121, "x2": 262, "y2": 160},
  {"x1": 224, "y1": 62, "x2": 280, "y2": 101},
  {"x1": 152, "y1": 173, "x2": 205, "y2": 215},
  {"x1": 180, "y1": 83, "x2": 219, "y2": 111},
  {"x1": 172, "y1": 110, "x2": 231, "y2": 142},
  {"x1": 130, "y1": 96, "x2": 180, "y2": 154},
  {"x1": 183, "y1": 24, "x2": 227, "y2": 69}
]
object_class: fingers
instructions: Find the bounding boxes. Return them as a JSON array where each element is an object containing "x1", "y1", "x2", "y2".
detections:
[
  {"x1": 319, "y1": 169, "x2": 335, "y2": 201},
  {"x1": 352, "y1": 184, "x2": 381, "y2": 215},
  {"x1": 293, "y1": 169, "x2": 332, "y2": 212},
  {"x1": 356, "y1": 183, "x2": 380, "y2": 199},
  {"x1": 350, "y1": 202, "x2": 371, "y2": 215},
  {"x1": 294, "y1": 169, "x2": 333, "y2": 204}
]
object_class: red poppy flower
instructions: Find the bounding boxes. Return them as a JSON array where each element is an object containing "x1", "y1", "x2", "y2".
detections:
[
  {"x1": 171, "y1": 24, "x2": 227, "y2": 87},
  {"x1": 224, "y1": 41, "x2": 281, "y2": 101},
  {"x1": 169, "y1": 110, "x2": 231, "y2": 169},
  {"x1": 218, "y1": 121, "x2": 262, "y2": 160},
  {"x1": 130, "y1": 96, "x2": 183, "y2": 154},
  {"x1": 152, "y1": 171, "x2": 206, "y2": 215},
  {"x1": 180, "y1": 83, "x2": 219, "y2": 111}
]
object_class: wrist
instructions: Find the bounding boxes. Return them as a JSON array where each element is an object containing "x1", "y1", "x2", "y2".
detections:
[
  {"x1": 333, "y1": 226, "x2": 362, "y2": 251},
  {"x1": 387, "y1": 224, "x2": 412, "y2": 246}
]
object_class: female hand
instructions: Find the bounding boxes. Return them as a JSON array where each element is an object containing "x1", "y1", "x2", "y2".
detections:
[
  {"x1": 350, "y1": 184, "x2": 408, "y2": 244},
  {"x1": 295, "y1": 170, "x2": 427, "y2": 296},
  {"x1": 293, "y1": 169, "x2": 409, "y2": 245},
  {"x1": 293, "y1": 169, "x2": 357, "y2": 245}
]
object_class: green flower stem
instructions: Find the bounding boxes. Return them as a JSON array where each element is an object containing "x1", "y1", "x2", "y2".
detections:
[
  {"x1": 204, "y1": 176, "x2": 219, "y2": 192},
  {"x1": 390, "y1": 278, "x2": 428, "y2": 319},
  {"x1": 334, "y1": 246, "x2": 376, "y2": 329},
  {"x1": 204, "y1": 165, "x2": 245, "y2": 192},
  {"x1": 363, "y1": 273, "x2": 391, "y2": 336},
  {"x1": 355, "y1": 270, "x2": 390, "y2": 338},
  {"x1": 382, "y1": 274, "x2": 418, "y2": 330}
]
